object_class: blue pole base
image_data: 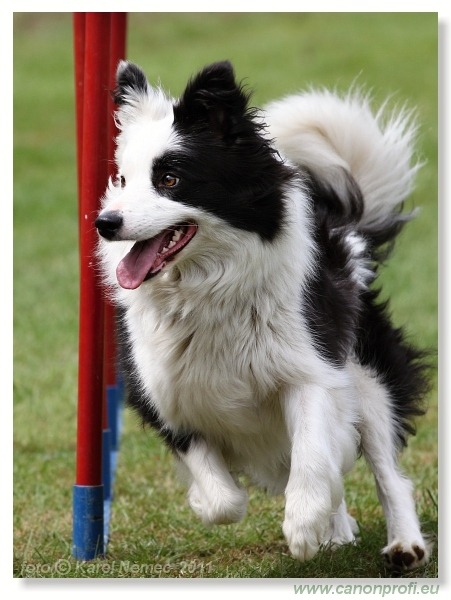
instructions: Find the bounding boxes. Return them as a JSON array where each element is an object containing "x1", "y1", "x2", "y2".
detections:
[
  {"x1": 102, "y1": 428, "x2": 112, "y2": 546},
  {"x1": 107, "y1": 380, "x2": 124, "y2": 491},
  {"x1": 102, "y1": 428, "x2": 112, "y2": 502},
  {"x1": 72, "y1": 484, "x2": 104, "y2": 560},
  {"x1": 107, "y1": 384, "x2": 119, "y2": 451}
]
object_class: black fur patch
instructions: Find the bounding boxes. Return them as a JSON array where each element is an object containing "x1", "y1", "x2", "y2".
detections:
[
  {"x1": 302, "y1": 170, "x2": 365, "y2": 365},
  {"x1": 355, "y1": 289, "x2": 430, "y2": 449},
  {"x1": 302, "y1": 223, "x2": 363, "y2": 365},
  {"x1": 305, "y1": 167, "x2": 364, "y2": 229},
  {"x1": 167, "y1": 61, "x2": 293, "y2": 242},
  {"x1": 113, "y1": 61, "x2": 149, "y2": 106}
]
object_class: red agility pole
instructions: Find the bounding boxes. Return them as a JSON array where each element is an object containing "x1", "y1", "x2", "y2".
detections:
[
  {"x1": 104, "y1": 13, "x2": 127, "y2": 408},
  {"x1": 72, "y1": 12, "x2": 127, "y2": 560}
]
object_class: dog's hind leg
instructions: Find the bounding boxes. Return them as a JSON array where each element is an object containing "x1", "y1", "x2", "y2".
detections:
[
  {"x1": 353, "y1": 363, "x2": 431, "y2": 570},
  {"x1": 176, "y1": 436, "x2": 248, "y2": 525}
]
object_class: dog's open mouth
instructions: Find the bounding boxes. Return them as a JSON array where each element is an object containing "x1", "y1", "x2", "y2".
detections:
[{"x1": 116, "y1": 224, "x2": 197, "y2": 289}]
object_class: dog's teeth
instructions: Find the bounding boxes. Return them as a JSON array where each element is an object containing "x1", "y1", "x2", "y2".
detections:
[
  {"x1": 172, "y1": 230, "x2": 182, "y2": 242},
  {"x1": 162, "y1": 247, "x2": 168, "y2": 253},
  {"x1": 168, "y1": 240, "x2": 176, "y2": 248}
]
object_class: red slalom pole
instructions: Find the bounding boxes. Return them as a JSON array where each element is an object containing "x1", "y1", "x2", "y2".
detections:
[
  {"x1": 73, "y1": 12, "x2": 112, "y2": 560},
  {"x1": 104, "y1": 12, "x2": 127, "y2": 405},
  {"x1": 76, "y1": 11, "x2": 110, "y2": 488},
  {"x1": 104, "y1": 14, "x2": 127, "y2": 401},
  {"x1": 73, "y1": 12, "x2": 85, "y2": 211}
]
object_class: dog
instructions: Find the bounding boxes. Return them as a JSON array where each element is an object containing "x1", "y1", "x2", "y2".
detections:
[{"x1": 95, "y1": 60, "x2": 431, "y2": 570}]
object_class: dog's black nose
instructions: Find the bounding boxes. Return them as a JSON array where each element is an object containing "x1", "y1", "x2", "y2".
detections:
[{"x1": 95, "y1": 211, "x2": 123, "y2": 240}]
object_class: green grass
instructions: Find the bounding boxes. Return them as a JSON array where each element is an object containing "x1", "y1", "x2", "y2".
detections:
[{"x1": 14, "y1": 13, "x2": 437, "y2": 579}]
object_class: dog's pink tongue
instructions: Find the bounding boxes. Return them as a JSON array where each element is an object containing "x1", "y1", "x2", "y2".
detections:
[{"x1": 116, "y1": 234, "x2": 166, "y2": 289}]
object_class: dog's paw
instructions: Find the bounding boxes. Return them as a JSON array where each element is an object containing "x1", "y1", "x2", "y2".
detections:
[
  {"x1": 283, "y1": 513, "x2": 331, "y2": 561},
  {"x1": 383, "y1": 539, "x2": 430, "y2": 571},
  {"x1": 283, "y1": 500, "x2": 332, "y2": 561},
  {"x1": 329, "y1": 511, "x2": 359, "y2": 547},
  {"x1": 188, "y1": 482, "x2": 248, "y2": 525}
]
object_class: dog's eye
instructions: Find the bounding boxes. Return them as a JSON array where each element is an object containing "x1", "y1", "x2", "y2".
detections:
[
  {"x1": 160, "y1": 174, "x2": 180, "y2": 188},
  {"x1": 120, "y1": 175, "x2": 126, "y2": 188}
]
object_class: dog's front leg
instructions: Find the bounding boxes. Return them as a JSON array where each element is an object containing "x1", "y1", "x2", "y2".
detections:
[
  {"x1": 176, "y1": 436, "x2": 248, "y2": 525},
  {"x1": 281, "y1": 383, "x2": 344, "y2": 561}
]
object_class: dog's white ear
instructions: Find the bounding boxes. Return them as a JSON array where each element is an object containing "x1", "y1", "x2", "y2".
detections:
[{"x1": 113, "y1": 60, "x2": 150, "y2": 106}]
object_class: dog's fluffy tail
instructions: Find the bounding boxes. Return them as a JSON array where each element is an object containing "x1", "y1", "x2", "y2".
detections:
[{"x1": 265, "y1": 89, "x2": 420, "y2": 255}]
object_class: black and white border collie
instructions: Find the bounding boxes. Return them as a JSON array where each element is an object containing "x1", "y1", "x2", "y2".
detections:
[{"x1": 95, "y1": 60, "x2": 431, "y2": 570}]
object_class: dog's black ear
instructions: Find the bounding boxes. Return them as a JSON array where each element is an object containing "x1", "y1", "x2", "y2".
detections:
[
  {"x1": 113, "y1": 60, "x2": 149, "y2": 105},
  {"x1": 175, "y1": 61, "x2": 250, "y2": 142}
]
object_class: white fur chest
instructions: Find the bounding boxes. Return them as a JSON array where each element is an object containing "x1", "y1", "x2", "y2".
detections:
[{"x1": 124, "y1": 273, "x2": 301, "y2": 438}]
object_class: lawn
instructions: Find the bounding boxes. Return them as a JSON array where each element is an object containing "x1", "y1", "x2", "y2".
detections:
[{"x1": 13, "y1": 12, "x2": 438, "y2": 580}]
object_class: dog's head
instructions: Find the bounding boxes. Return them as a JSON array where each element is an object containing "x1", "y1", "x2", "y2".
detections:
[{"x1": 96, "y1": 61, "x2": 291, "y2": 289}]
